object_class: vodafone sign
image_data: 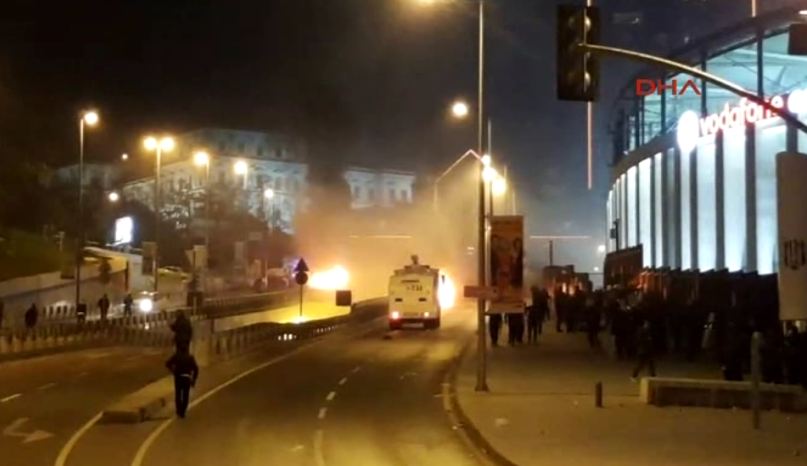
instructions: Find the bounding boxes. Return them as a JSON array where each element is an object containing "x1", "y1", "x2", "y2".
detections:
[{"x1": 676, "y1": 88, "x2": 807, "y2": 153}]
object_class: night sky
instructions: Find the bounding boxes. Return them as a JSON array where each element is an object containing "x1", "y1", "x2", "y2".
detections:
[{"x1": 0, "y1": 0, "x2": 781, "y2": 268}]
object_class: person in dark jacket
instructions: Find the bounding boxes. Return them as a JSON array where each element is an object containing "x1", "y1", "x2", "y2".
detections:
[
  {"x1": 508, "y1": 312, "x2": 524, "y2": 345},
  {"x1": 554, "y1": 288, "x2": 566, "y2": 333},
  {"x1": 165, "y1": 348, "x2": 199, "y2": 418},
  {"x1": 123, "y1": 293, "x2": 134, "y2": 317},
  {"x1": 24, "y1": 303, "x2": 38, "y2": 329},
  {"x1": 784, "y1": 323, "x2": 802, "y2": 386},
  {"x1": 170, "y1": 310, "x2": 193, "y2": 352},
  {"x1": 97, "y1": 294, "x2": 110, "y2": 322},
  {"x1": 632, "y1": 320, "x2": 656, "y2": 380},
  {"x1": 489, "y1": 313, "x2": 502, "y2": 347}
]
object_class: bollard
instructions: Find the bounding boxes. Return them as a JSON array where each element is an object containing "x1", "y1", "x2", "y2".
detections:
[
  {"x1": 595, "y1": 382, "x2": 603, "y2": 408},
  {"x1": 751, "y1": 331, "x2": 762, "y2": 430}
]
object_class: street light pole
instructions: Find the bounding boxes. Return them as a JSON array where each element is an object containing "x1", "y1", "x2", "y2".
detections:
[
  {"x1": 154, "y1": 145, "x2": 162, "y2": 293},
  {"x1": 475, "y1": 0, "x2": 488, "y2": 392},
  {"x1": 75, "y1": 111, "x2": 98, "y2": 310}
]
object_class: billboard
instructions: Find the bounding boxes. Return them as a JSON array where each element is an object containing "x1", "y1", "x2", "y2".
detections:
[
  {"x1": 777, "y1": 152, "x2": 807, "y2": 320},
  {"x1": 489, "y1": 215, "x2": 525, "y2": 313},
  {"x1": 114, "y1": 216, "x2": 134, "y2": 245}
]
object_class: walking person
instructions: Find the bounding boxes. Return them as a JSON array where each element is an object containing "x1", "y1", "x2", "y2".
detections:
[
  {"x1": 586, "y1": 293, "x2": 602, "y2": 349},
  {"x1": 170, "y1": 310, "x2": 193, "y2": 352},
  {"x1": 554, "y1": 288, "x2": 566, "y2": 333},
  {"x1": 97, "y1": 293, "x2": 110, "y2": 322},
  {"x1": 507, "y1": 312, "x2": 524, "y2": 346},
  {"x1": 123, "y1": 293, "x2": 134, "y2": 317},
  {"x1": 631, "y1": 320, "x2": 656, "y2": 381},
  {"x1": 488, "y1": 313, "x2": 502, "y2": 347},
  {"x1": 24, "y1": 303, "x2": 38, "y2": 330},
  {"x1": 165, "y1": 347, "x2": 199, "y2": 419}
]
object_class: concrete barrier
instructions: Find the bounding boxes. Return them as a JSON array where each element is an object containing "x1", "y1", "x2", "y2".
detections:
[{"x1": 640, "y1": 377, "x2": 807, "y2": 412}]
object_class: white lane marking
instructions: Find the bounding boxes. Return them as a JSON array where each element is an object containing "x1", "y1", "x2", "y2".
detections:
[
  {"x1": 351, "y1": 366, "x2": 361, "y2": 374},
  {"x1": 54, "y1": 412, "x2": 103, "y2": 466},
  {"x1": 131, "y1": 343, "x2": 318, "y2": 466},
  {"x1": 3, "y1": 417, "x2": 54, "y2": 444},
  {"x1": 326, "y1": 391, "x2": 336, "y2": 402},
  {"x1": 313, "y1": 429, "x2": 326, "y2": 466},
  {"x1": 318, "y1": 407, "x2": 328, "y2": 420},
  {"x1": 38, "y1": 382, "x2": 57, "y2": 391},
  {"x1": 1, "y1": 393, "x2": 21, "y2": 403},
  {"x1": 337, "y1": 377, "x2": 348, "y2": 386}
]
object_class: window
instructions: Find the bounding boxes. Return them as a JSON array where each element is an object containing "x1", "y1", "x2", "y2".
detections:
[
  {"x1": 762, "y1": 32, "x2": 807, "y2": 96},
  {"x1": 653, "y1": 152, "x2": 663, "y2": 267},
  {"x1": 626, "y1": 166, "x2": 637, "y2": 248},
  {"x1": 724, "y1": 126, "x2": 747, "y2": 272},
  {"x1": 755, "y1": 122, "x2": 786, "y2": 274},
  {"x1": 706, "y1": 40, "x2": 758, "y2": 114},
  {"x1": 666, "y1": 71, "x2": 703, "y2": 130},
  {"x1": 697, "y1": 135, "x2": 717, "y2": 271},
  {"x1": 681, "y1": 148, "x2": 692, "y2": 270},
  {"x1": 638, "y1": 159, "x2": 652, "y2": 267}
]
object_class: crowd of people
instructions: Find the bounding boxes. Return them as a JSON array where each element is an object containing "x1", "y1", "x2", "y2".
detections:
[{"x1": 487, "y1": 283, "x2": 807, "y2": 387}]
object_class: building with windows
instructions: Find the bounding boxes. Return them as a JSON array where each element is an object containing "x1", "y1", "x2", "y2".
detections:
[
  {"x1": 607, "y1": 8, "x2": 807, "y2": 275},
  {"x1": 121, "y1": 128, "x2": 416, "y2": 233}
]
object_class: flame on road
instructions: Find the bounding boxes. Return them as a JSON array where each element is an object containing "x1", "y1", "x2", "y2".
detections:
[
  {"x1": 309, "y1": 265, "x2": 350, "y2": 291},
  {"x1": 438, "y1": 272, "x2": 456, "y2": 310}
]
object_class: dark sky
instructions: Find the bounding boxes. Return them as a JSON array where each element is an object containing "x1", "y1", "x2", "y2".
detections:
[{"x1": 0, "y1": 0, "x2": 779, "y2": 266}]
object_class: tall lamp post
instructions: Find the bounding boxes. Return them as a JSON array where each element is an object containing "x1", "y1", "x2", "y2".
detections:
[
  {"x1": 143, "y1": 135, "x2": 175, "y2": 292},
  {"x1": 75, "y1": 110, "x2": 99, "y2": 310},
  {"x1": 193, "y1": 151, "x2": 212, "y2": 252},
  {"x1": 419, "y1": 0, "x2": 487, "y2": 391}
]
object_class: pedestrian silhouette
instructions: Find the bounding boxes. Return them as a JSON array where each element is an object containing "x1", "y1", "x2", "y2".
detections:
[
  {"x1": 170, "y1": 310, "x2": 193, "y2": 352},
  {"x1": 24, "y1": 303, "x2": 38, "y2": 329},
  {"x1": 165, "y1": 347, "x2": 199, "y2": 419}
]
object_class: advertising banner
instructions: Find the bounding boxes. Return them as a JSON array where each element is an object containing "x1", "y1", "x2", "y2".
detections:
[
  {"x1": 142, "y1": 241, "x2": 156, "y2": 276},
  {"x1": 777, "y1": 152, "x2": 807, "y2": 320},
  {"x1": 489, "y1": 215, "x2": 525, "y2": 314}
]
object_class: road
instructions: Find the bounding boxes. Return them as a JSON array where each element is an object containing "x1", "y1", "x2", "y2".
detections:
[
  {"x1": 57, "y1": 303, "x2": 479, "y2": 466},
  {"x1": 0, "y1": 346, "x2": 170, "y2": 466}
]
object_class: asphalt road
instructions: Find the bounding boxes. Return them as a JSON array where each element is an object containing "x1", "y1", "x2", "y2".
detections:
[
  {"x1": 0, "y1": 346, "x2": 170, "y2": 466},
  {"x1": 135, "y1": 305, "x2": 478, "y2": 466}
]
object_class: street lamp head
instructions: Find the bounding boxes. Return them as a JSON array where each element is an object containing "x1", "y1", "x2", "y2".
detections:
[
  {"x1": 482, "y1": 166, "x2": 498, "y2": 183},
  {"x1": 193, "y1": 151, "x2": 210, "y2": 167},
  {"x1": 597, "y1": 244, "x2": 607, "y2": 254},
  {"x1": 451, "y1": 100, "x2": 470, "y2": 119},
  {"x1": 264, "y1": 188, "x2": 275, "y2": 200},
  {"x1": 481, "y1": 154, "x2": 492, "y2": 167},
  {"x1": 82, "y1": 111, "x2": 99, "y2": 127},
  {"x1": 108, "y1": 191, "x2": 120, "y2": 203},
  {"x1": 143, "y1": 136, "x2": 158, "y2": 151},
  {"x1": 492, "y1": 176, "x2": 507, "y2": 196},
  {"x1": 159, "y1": 137, "x2": 175, "y2": 152},
  {"x1": 121, "y1": 153, "x2": 129, "y2": 161},
  {"x1": 233, "y1": 160, "x2": 248, "y2": 175}
]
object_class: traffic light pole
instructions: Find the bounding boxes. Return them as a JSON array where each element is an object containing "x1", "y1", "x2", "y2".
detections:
[{"x1": 581, "y1": 43, "x2": 807, "y2": 136}]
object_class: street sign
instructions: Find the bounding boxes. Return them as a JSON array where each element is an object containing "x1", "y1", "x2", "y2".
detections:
[
  {"x1": 294, "y1": 258, "x2": 310, "y2": 273},
  {"x1": 463, "y1": 285, "x2": 499, "y2": 300}
]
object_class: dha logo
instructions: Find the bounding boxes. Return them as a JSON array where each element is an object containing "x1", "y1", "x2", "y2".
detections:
[
  {"x1": 675, "y1": 88, "x2": 807, "y2": 153},
  {"x1": 636, "y1": 78, "x2": 702, "y2": 97}
]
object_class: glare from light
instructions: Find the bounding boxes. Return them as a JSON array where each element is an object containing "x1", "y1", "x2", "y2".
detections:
[
  {"x1": 143, "y1": 136, "x2": 158, "y2": 151},
  {"x1": 108, "y1": 191, "x2": 120, "y2": 203},
  {"x1": 676, "y1": 110, "x2": 700, "y2": 154},
  {"x1": 451, "y1": 100, "x2": 470, "y2": 119},
  {"x1": 391, "y1": 311, "x2": 401, "y2": 320},
  {"x1": 193, "y1": 151, "x2": 210, "y2": 167},
  {"x1": 121, "y1": 153, "x2": 129, "y2": 161},
  {"x1": 309, "y1": 265, "x2": 350, "y2": 291},
  {"x1": 594, "y1": 266, "x2": 601, "y2": 272},
  {"x1": 800, "y1": 9, "x2": 807, "y2": 16},
  {"x1": 418, "y1": 0, "x2": 437, "y2": 5},
  {"x1": 597, "y1": 244, "x2": 607, "y2": 254},
  {"x1": 492, "y1": 176, "x2": 507, "y2": 196},
  {"x1": 264, "y1": 188, "x2": 275, "y2": 199},
  {"x1": 291, "y1": 316, "x2": 307, "y2": 324},
  {"x1": 233, "y1": 160, "x2": 248, "y2": 175},
  {"x1": 424, "y1": 312, "x2": 430, "y2": 318},
  {"x1": 83, "y1": 111, "x2": 99, "y2": 126},
  {"x1": 481, "y1": 154, "x2": 492, "y2": 166},
  {"x1": 138, "y1": 298, "x2": 154, "y2": 313},
  {"x1": 482, "y1": 166, "x2": 498, "y2": 182},
  {"x1": 437, "y1": 273, "x2": 456, "y2": 310},
  {"x1": 160, "y1": 137, "x2": 175, "y2": 152},
  {"x1": 114, "y1": 216, "x2": 134, "y2": 244}
]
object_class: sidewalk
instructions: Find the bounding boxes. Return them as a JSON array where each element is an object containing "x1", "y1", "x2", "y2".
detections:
[{"x1": 455, "y1": 324, "x2": 807, "y2": 466}]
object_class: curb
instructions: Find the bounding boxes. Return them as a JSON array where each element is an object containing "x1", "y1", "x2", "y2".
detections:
[{"x1": 444, "y1": 338, "x2": 518, "y2": 466}]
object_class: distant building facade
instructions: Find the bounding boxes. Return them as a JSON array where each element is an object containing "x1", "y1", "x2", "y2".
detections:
[
  {"x1": 121, "y1": 128, "x2": 416, "y2": 234},
  {"x1": 54, "y1": 163, "x2": 119, "y2": 190}
]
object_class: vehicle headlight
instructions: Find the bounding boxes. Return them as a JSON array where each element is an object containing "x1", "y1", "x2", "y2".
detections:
[
  {"x1": 424, "y1": 312, "x2": 430, "y2": 318},
  {"x1": 138, "y1": 298, "x2": 154, "y2": 313},
  {"x1": 390, "y1": 311, "x2": 400, "y2": 320}
]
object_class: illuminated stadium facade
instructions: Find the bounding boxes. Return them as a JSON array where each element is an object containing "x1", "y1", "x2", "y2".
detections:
[{"x1": 607, "y1": 8, "x2": 807, "y2": 276}]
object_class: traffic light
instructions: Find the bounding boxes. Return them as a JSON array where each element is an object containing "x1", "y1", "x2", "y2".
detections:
[
  {"x1": 556, "y1": 5, "x2": 600, "y2": 102},
  {"x1": 789, "y1": 23, "x2": 807, "y2": 55}
]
